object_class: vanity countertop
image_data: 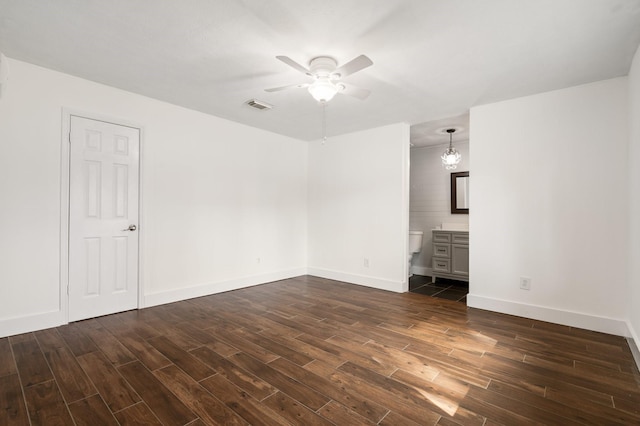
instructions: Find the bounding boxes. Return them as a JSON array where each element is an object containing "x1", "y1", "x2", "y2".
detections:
[{"x1": 438, "y1": 223, "x2": 468, "y2": 232}]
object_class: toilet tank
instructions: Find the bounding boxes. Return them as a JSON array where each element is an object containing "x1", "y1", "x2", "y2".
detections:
[{"x1": 409, "y1": 231, "x2": 423, "y2": 253}]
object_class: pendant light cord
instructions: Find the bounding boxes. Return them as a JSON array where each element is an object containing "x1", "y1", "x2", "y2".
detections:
[{"x1": 446, "y1": 128, "x2": 455, "y2": 150}]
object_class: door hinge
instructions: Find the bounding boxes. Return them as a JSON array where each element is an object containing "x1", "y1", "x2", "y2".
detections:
[
  {"x1": 68, "y1": 132, "x2": 71, "y2": 143},
  {"x1": 66, "y1": 285, "x2": 69, "y2": 295}
]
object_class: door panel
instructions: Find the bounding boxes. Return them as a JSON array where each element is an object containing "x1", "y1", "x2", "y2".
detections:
[{"x1": 69, "y1": 116, "x2": 139, "y2": 322}]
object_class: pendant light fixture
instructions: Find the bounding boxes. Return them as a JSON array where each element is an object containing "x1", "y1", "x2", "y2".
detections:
[{"x1": 441, "y1": 128, "x2": 461, "y2": 170}]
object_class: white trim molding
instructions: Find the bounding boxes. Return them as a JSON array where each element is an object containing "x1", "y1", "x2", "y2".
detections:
[
  {"x1": 307, "y1": 267, "x2": 404, "y2": 293},
  {"x1": 411, "y1": 266, "x2": 432, "y2": 277},
  {"x1": 467, "y1": 293, "x2": 630, "y2": 337},
  {"x1": 144, "y1": 268, "x2": 307, "y2": 308},
  {"x1": 626, "y1": 320, "x2": 640, "y2": 371},
  {"x1": 628, "y1": 338, "x2": 640, "y2": 372},
  {"x1": 0, "y1": 311, "x2": 65, "y2": 338}
]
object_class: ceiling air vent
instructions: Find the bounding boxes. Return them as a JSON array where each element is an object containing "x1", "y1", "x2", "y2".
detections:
[{"x1": 245, "y1": 99, "x2": 273, "y2": 110}]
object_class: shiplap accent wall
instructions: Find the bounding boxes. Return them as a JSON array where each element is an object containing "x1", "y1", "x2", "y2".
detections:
[{"x1": 409, "y1": 141, "x2": 469, "y2": 275}]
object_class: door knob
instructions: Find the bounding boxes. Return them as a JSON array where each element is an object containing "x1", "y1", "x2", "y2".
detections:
[{"x1": 122, "y1": 225, "x2": 137, "y2": 231}]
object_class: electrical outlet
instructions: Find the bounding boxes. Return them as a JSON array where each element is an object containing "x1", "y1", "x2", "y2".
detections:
[
  {"x1": 364, "y1": 258, "x2": 370, "y2": 268},
  {"x1": 256, "y1": 257, "x2": 261, "y2": 264},
  {"x1": 520, "y1": 276, "x2": 532, "y2": 290}
]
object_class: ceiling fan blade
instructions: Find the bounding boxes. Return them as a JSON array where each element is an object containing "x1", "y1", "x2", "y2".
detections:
[
  {"x1": 334, "y1": 55, "x2": 373, "y2": 78},
  {"x1": 264, "y1": 82, "x2": 309, "y2": 92},
  {"x1": 340, "y1": 84, "x2": 371, "y2": 100},
  {"x1": 276, "y1": 56, "x2": 311, "y2": 75}
]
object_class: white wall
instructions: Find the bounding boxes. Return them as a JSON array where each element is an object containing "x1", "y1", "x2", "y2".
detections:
[
  {"x1": 307, "y1": 123, "x2": 410, "y2": 292},
  {"x1": 0, "y1": 59, "x2": 308, "y2": 337},
  {"x1": 6, "y1": 51, "x2": 635, "y2": 344},
  {"x1": 409, "y1": 141, "x2": 469, "y2": 275},
  {"x1": 628, "y1": 45, "x2": 640, "y2": 346},
  {"x1": 469, "y1": 77, "x2": 629, "y2": 335}
]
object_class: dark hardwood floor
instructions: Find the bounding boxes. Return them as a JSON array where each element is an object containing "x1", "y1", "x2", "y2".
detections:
[{"x1": 2, "y1": 275, "x2": 640, "y2": 425}]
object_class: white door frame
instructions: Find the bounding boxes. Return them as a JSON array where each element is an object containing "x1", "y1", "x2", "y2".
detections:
[{"x1": 60, "y1": 108, "x2": 145, "y2": 323}]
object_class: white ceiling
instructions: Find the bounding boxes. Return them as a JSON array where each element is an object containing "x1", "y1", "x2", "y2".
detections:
[
  {"x1": 1, "y1": 0, "x2": 639, "y2": 144},
  {"x1": 410, "y1": 113, "x2": 469, "y2": 148}
]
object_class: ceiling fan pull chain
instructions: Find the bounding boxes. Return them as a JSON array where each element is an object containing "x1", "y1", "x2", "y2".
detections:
[{"x1": 322, "y1": 102, "x2": 327, "y2": 144}]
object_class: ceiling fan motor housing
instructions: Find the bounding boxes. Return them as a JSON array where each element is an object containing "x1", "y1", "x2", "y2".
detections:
[{"x1": 309, "y1": 56, "x2": 338, "y2": 79}]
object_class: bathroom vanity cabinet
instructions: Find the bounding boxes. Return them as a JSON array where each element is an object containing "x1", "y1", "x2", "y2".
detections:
[{"x1": 432, "y1": 230, "x2": 469, "y2": 283}]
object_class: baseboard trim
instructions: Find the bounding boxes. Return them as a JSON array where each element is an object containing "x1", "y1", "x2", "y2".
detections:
[
  {"x1": 0, "y1": 269, "x2": 308, "y2": 338},
  {"x1": 467, "y1": 294, "x2": 630, "y2": 337},
  {"x1": 411, "y1": 266, "x2": 432, "y2": 276},
  {"x1": 627, "y1": 338, "x2": 640, "y2": 372},
  {"x1": 626, "y1": 320, "x2": 640, "y2": 372},
  {"x1": 307, "y1": 267, "x2": 405, "y2": 293},
  {"x1": 0, "y1": 310, "x2": 65, "y2": 339},
  {"x1": 143, "y1": 268, "x2": 308, "y2": 308}
]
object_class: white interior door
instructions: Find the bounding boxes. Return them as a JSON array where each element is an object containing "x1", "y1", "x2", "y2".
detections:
[{"x1": 69, "y1": 115, "x2": 140, "y2": 322}]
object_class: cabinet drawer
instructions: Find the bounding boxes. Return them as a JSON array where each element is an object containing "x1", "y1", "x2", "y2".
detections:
[
  {"x1": 452, "y1": 233, "x2": 469, "y2": 244},
  {"x1": 432, "y1": 232, "x2": 451, "y2": 243},
  {"x1": 432, "y1": 243, "x2": 450, "y2": 258},
  {"x1": 432, "y1": 258, "x2": 450, "y2": 273}
]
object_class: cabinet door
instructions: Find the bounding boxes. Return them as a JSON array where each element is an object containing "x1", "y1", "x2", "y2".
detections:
[{"x1": 451, "y1": 244, "x2": 469, "y2": 277}]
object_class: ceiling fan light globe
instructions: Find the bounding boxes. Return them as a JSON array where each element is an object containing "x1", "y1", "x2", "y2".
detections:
[{"x1": 308, "y1": 80, "x2": 338, "y2": 103}]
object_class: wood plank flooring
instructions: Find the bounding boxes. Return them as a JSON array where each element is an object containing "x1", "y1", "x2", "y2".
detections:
[{"x1": 2, "y1": 275, "x2": 640, "y2": 425}]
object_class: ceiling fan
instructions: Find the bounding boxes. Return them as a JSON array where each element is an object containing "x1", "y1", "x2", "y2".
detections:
[{"x1": 265, "y1": 55, "x2": 373, "y2": 103}]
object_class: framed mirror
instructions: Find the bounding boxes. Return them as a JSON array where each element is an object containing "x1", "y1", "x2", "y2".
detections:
[{"x1": 451, "y1": 171, "x2": 469, "y2": 214}]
